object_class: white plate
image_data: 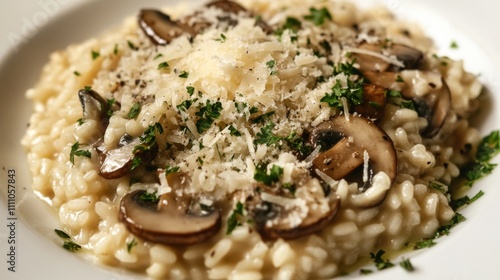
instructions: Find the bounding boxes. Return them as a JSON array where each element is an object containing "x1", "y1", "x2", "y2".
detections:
[{"x1": 0, "y1": 0, "x2": 499, "y2": 279}]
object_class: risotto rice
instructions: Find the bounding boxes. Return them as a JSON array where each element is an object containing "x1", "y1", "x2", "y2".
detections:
[{"x1": 22, "y1": 0, "x2": 484, "y2": 279}]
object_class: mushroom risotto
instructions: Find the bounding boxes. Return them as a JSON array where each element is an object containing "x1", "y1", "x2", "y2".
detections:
[{"x1": 22, "y1": 0, "x2": 486, "y2": 279}]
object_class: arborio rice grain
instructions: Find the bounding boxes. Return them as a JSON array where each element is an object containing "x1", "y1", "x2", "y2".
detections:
[{"x1": 22, "y1": 0, "x2": 484, "y2": 279}]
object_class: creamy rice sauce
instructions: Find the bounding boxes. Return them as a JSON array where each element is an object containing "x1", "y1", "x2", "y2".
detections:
[{"x1": 22, "y1": 0, "x2": 483, "y2": 279}]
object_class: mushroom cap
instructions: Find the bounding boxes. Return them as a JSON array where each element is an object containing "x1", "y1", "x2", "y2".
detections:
[
  {"x1": 119, "y1": 190, "x2": 221, "y2": 246},
  {"x1": 353, "y1": 43, "x2": 423, "y2": 72},
  {"x1": 247, "y1": 180, "x2": 340, "y2": 240},
  {"x1": 138, "y1": 9, "x2": 195, "y2": 45},
  {"x1": 310, "y1": 115, "x2": 397, "y2": 206},
  {"x1": 261, "y1": 193, "x2": 340, "y2": 239},
  {"x1": 363, "y1": 71, "x2": 451, "y2": 137}
]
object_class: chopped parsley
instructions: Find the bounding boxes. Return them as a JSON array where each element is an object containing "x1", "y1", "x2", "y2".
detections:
[
  {"x1": 304, "y1": 7, "x2": 332, "y2": 26},
  {"x1": 179, "y1": 71, "x2": 189, "y2": 78},
  {"x1": 195, "y1": 100, "x2": 223, "y2": 133},
  {"x1": 360, "y1": 269, "x2": 373, "y2": 275},
  {"x1": 285, "y1": 131, "x2": 313, "y2": 157},
  {"x1": 77, "y1": 118, "x2": 85, "y2": 126},
  {"x1": 414, "y1": 213, "x2": 466, "y2": 249},
  {"x1": 254, "y1": 163, "x2": 283, "y2": 186},
  {"x1": 55, "y1": 229, "x2": 81, "y2": 252},
  {"x1": 186, "y1": 86, "x2": 195, "y2": 96},
  {"x1": 177, "y1": 99, "x2": 196, "y2": 112},
  {"x1": 226, "y1": 202, "x2": 244, "y2": 234},
  {"x1": 429, "y1": 181, "x2": 447, "y2": 193},
  {"x1": 127, "y1": 40, "x2": 138, "y2": 50},
  {"x1": 400, "y1": 99, "x2": 416, "y2": 110},
  {"x1": 127, "y1": 102, "x2": 141, "y2": 119},
  {"x1": 63, "y1": 241, "x2": 82, "y2": 252},
  {"x1": 165, "y1": 165, "x2": 180, "y2": 175},
  {"x1": 215, "y1": 33, "x2": 227, "y2": 42},
  {"x1": 54, "y1": 229, "x2": 71, "y2": 239},
  {"x1": 475, "y1": 130, "x2": 500, "y2": 162},
  {"x1": 387, "y1": 90, "x2": 402, "y2": 98},
  {"x1": 69, "y1": 142, "x2": 91, "y2": 164},
  {"x1": 228, "y1": 125, "x2": 241, "y2": 136},
  {"x1": 450, "y1": 41, "x2": 459, "y2": 49},
  {"x1": 73, "y1": 71, "x2": 81, "y2": 76},
  {"x1": 399, "y1": 258, "x2": 414, "y2": 272},
  {"x1": 396, "y1": 75, "x2": 405, "y2": 83},
  {"x1": 154, "y1": 53, "x2": 163, "y2": 60},
  {"x1": 131, "y1": 156, "x2": 142, "y2": 171},
  {"x1": 106, "y1": 98, "x2": 117, "y2": 118},
  {"x1": 254, "y1": 123, "x2": 282, "y2": 147},
  {"x1": 251, "y1": 111, "x2": 275, "y2": 124},
  {"x1": 139, "y1": 191, "x2": 159, "y2": 203},
  {"x1": 126, "y1": 239, "x2": 138, "y2": 253},
  {"x1": 332, "y1": 60, "x2": 362, "y2": 76},
  {"x1": 414, "y1": 238, "x2": 436, "y2": 249},
  {"x1": 463, "y1": 162, "x2": 496, "y2": 187},
  {"x1": 91, "y1": 50, "x2": 100, "y2": 60},
  {"x1": 370, "y1": 250, "x2": 394, "y2": 270},
  {"x1": 282, "y1": 183, "x2": 296, "y2": 196},
  {"x1": 276, "y1": 17, "x2": 301, "y2": 40},
  {"x1": 266, "y1": 60, "x2": 277, "y2": 75},
  {"x1": 113, "y1": 44, "x2": 119, "y2": 55},
  {"x1": 158, "y1": 61, "x2": 169, "y2": 70},
  {"x1": 321, "y1": 79, "x2": 364, "y2": 109},
  {"x1": 450, "y1": 190, "x2": 485, "y2": 210}
]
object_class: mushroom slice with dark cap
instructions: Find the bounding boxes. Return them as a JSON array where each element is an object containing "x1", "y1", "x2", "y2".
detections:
[
  {"x1": 309, "y1": 115, "x2": 397, "y2": 207},
  {"x1": 353, "y1": 83, "x2": 387, "y2": 122},
  {"x1": 97, "y1": 136, "x2": 140, "y2": 179},
  {"x1": 363, "y1": 71, "x2": 451, "y2": 137},
  {"x1": 352, "y1": 43, "x2": 423, "y2": 72},
  {"x1": 138, "y1": 9, "x2": 195, "y2": 45},
  {"x1": 119, "y1": 173, "x2": 221, "y2": 245},
  {"x1": 204, "y1": 0, "x2": 273, "y2": 33},
  {"x1": 246, "y1": 180, "x2": 340, "y2": 239}
]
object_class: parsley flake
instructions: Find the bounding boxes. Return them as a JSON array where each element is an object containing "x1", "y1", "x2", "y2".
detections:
[
  {"x1": 226, "y1": 202, "x2": 244, "y2": 234},
  {"x1": 179, "y1": 71, "x2": 189, "y2": 78},
  {"x1": 476, "y1": 130, "x2": 500, "y2": 162},
  {"x1": 266, "y1": 60, "x2": 277, "y2": 75},
  {"x1": 254, "y1": 123, "x2": 282, "y2": 147},
  {"x1": 396, "y1": 75, "x2": 405, "y2": 82},
  {"x1": 165, "y1": 165, "x2": 180, "y2": 175},
  {"x1": 304, "y1": 7, "x2": 332, "y2": 26},
  {"x1": 63, "y1": 241, "x2": 82, "y2": 252},
  {"x1": 139, "y1": 191, "x2": 158, "y2": 203},
  {"x1": 321, "y1": 79, "x2": 364, "y2": 109},
  {"x1": 450, "y1": 190, "x2": 485, "y2": 210},
  {"x1": 195, "y1": 100, "x2": 223, "y2": 133},
  {"x1": 186, "y1": 86, "x2": 195, "y2": 96},
  {"x1": 127, "y1": 102, "x2": 141, "y2": 119},
  {"x1": 127, "y1": 40, "x2": 138, "y2": 50},
  {"x1": 70, "y1": 142, "x2": 91, "y2": 164},
  {"x1": 215, "y1": 33, "x2": 227, "y2": 42},
  {"x1": 91, "y1": 50, "x2": 100, "y2": 60},
  {"x1": 370, "y1": 250, "x2": 394, "y2": 270},
  {"x1": 113, "y1": 44, "x2": 119, "y2": 55},
  {"x1": 54, "y1": 229, "x2": 71, "y2": 239},
  {"x1": 126, "y1": 239, "x2": 138, "y2": 253},
  {"x1": 450, "y1": 41, "x2": 459, "y2": 49},
  {"x1": 228, "y1": 125, "x2": 241, "y2": 136},
  {"x1": 77, "y1": 118, "x2": 85, "y2": 126},
  {"x1": 158, "y1": 61, "x2": 169, "y2": 70},
  {"x1": 399, "y1": 258, "x2": 414, "y2": 272},
  {"x1": 254, "y1": 163, "x2": 283, "y2": 186},
  {"x1": 73, "y1": 71, "x2": 81, "y2": 76},
  {"x1": 252, "y1": 111, "x2": 275, "y2": 124}
]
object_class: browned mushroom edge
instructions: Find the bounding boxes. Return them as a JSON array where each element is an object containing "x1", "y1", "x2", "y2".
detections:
[
  {"x1": 352, "y1": 43, "x2": 423, "y2": 72},
  {"x1": 138, "y1": 0, "x2": 272, "y2": 46},
  {"x1": 363, "y1": 71, "x2": 451, "y2": 137},
  {"x1": 78, "y1": 88, "x2": 120, "y2": 128},
  {"x1": 118, "y1": 173, "x2": 221, "y2": 246},
  {"x1": 245, "y1": 182, "x2": 340, "y2": 239},
  {"x1": 309, "y1": 115, "x2": 397, "y2": 207}
]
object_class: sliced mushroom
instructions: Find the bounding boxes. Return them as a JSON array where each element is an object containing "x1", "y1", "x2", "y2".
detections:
[
  {"x1": 119, "y1": 189, "x2": 221, "y2": 245},
  {"x1": 363, "y1": 71, "x2": 451, "y2": 137},
  {"x1": 246, "y1": 181, "x2": 340, "y2": 239},
  {"x1": 353, "y1": 83, "x2": 387, "y2": 121},
  {"x1": 138, "y1": 9, "x2": 195, "y2": 45},
  {"x1": 78, "y1": 88, "x2": 108, "y2": 122},
  {"x1": 97, "y1": 137, "x2": 140, "y2": 179},
  {"x1": 205, "y1": 0, "x2": 273, "y2": 33},
  {"x1": 309, "y1": 115, "x2": 397, "y2": 207},
  {"x1": 353, "y1": 43, "x2": 423, "y2": 72}
]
